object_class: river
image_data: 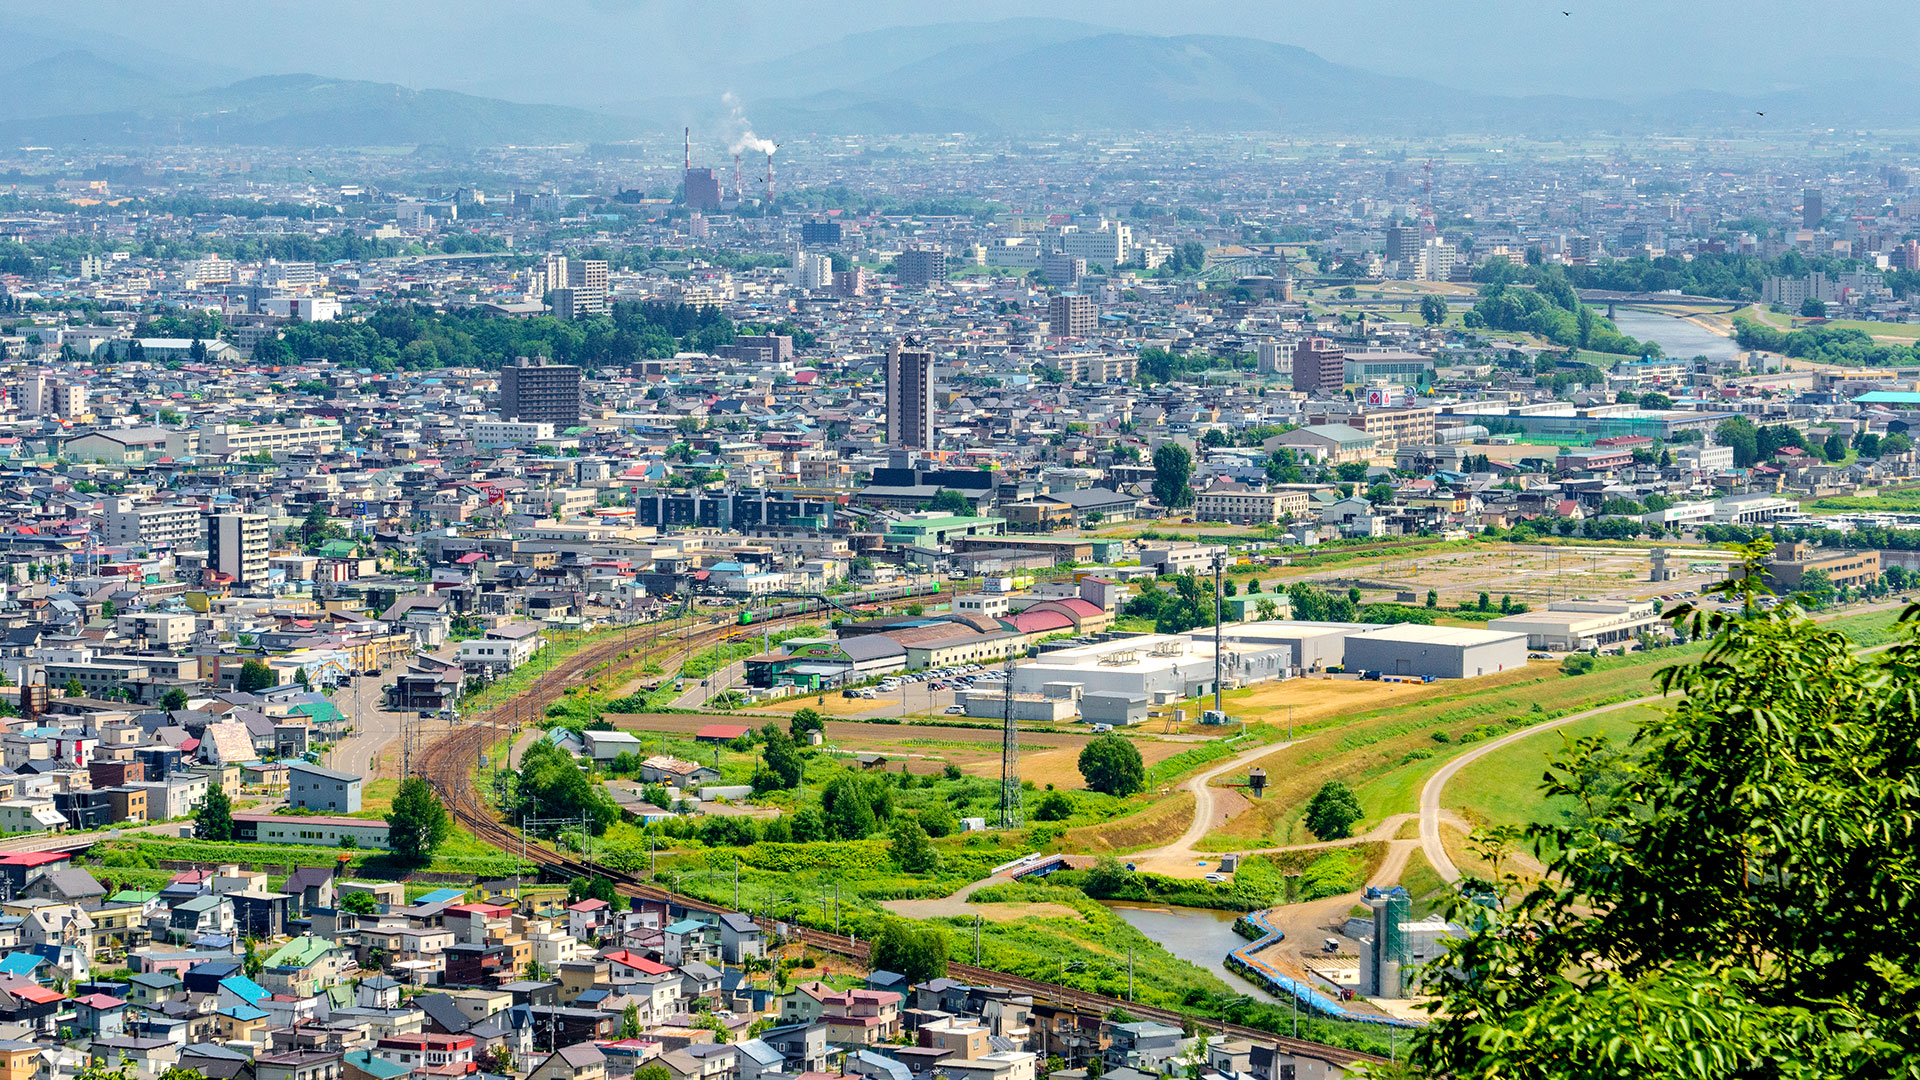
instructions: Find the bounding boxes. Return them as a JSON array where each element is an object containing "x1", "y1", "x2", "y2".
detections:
[
  {"x1": 1608, "y1": 308, "x2": 1743, "y2": 364},
  {"x1": 1107, "y1": 903, "x2": 1286, "y2": 1002}
]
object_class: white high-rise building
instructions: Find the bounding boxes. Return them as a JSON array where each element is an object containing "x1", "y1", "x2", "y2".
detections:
[
  {"x1": 788, "y1": 251, "x2": 833, "y2": 291},
  {"x1": 1060, "y1": 221, "x2": 1132, "y2": 268}
]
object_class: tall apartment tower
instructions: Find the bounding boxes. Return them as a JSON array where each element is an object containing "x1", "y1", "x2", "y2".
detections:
[
  {"x1": 1048, "y1": 293, "x2": 1097, "y2": 337},
  {"x1": 500, "y1": 358, "x2": 583, "y2": 427},
  {"x1": 885, "y1": 341, "x2": 934, "y2": 451},
  {"x1": 1292, "y1": 337, "x2": 1347, "y2": 395},
  {"x1": 896, "y1": 248, "x2": 948, "y2": 288},
  {"x1": 542, "y1": 255, "x2": 608, "y2": 318},
  {"x1": 1803, "y1": 187, "x2": 1824, "y2": 230},
  {"x1": 206, "y1": 513, "x2": 270, "y2": 586}
]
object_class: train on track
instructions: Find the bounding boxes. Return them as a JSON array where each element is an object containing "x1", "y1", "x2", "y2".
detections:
[{"x1": 738, "y1": 580, "x2": 942, "y2": 624}]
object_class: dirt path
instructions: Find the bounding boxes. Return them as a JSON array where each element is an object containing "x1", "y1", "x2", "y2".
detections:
[{"x1": 1124, "y1": 738, "x2": 1292, "y2": 876}]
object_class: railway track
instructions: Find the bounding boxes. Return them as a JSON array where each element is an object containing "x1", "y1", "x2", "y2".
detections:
[{"x1": 417, "y1": 612, "x2": 1386, "y2": 1068}]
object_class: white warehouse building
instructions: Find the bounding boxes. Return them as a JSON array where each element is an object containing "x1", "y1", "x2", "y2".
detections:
[
  {"x1": 1340, "y1": 624, "x2": 1528, "y2": 679},
  {"x1": 1487, "y1": 599, "x2": 1664, "y2": 652},
  {"x1": 1009, "y1": 633, "x2": 1291, "y2": 706}
]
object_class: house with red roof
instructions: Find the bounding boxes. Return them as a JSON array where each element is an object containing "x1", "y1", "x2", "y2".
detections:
[{"x1": 565, "y1": 899, "x2": 610, "y2": 941}]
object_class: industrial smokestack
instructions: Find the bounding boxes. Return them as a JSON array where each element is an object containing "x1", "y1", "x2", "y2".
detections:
[
  {"x1": 684, "y1": 127, "x2": 691, "y2": 172},
  {"x1": 765, "y1": 151, "x2": 774, "y2": 204},
  {"x1": 734, "y1": 153, "x2": 742, "y2": 200}
]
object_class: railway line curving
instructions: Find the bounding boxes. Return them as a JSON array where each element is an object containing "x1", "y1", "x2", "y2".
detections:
[{"x1": 418, "y1": 611, "x2": 1386, "y2": 1067}]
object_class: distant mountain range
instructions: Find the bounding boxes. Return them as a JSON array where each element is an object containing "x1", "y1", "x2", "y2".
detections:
[{"x1": 0, "y1": 17, "x2": 1906, "y2": 147}]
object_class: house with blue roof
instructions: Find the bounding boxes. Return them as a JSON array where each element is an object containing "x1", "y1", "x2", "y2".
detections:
[{"x1": 215, "y1": 974, "x2": 270, "y2": 1011}]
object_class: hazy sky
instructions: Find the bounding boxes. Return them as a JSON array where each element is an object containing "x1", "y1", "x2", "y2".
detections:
[{"x1": 2, "y1": 0, "x2": 1903, "y2": 106}]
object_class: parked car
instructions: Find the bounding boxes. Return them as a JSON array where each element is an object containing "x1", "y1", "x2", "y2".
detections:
[{"x1": 944, "y1": 705, "x2": 966, "y2": 715}]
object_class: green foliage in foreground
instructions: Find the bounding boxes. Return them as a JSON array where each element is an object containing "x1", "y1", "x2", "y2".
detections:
[{"x1": 1415, "y1": 541, "x2": 1920, "y2": 1080}]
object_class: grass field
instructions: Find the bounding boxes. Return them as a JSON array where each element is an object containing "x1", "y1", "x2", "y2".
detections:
[
  {"x1": 1194, "y1": 605, "x2": 1905, "y2": 850},
  {"x1": 1445, "y1": 705, "x2": 1653, "y2": 831}
]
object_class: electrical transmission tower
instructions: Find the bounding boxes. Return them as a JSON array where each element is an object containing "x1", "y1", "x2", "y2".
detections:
[{"x1": 999, "y1": 651, "x2": 1022, "y2": 828}]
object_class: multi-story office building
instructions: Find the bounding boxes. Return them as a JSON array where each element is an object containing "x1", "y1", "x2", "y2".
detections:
[
  {"x1": 500, "y1": 359, "x2": 582, "y2": 427},
  {"x1": 885, "y1": 342, "x2": 934, "y2": 451},
  {"x1": 259, "y1": 261, "x2": 321, "y2": 289},
  {"x1": 1048, "y1": 294, "x2": 1098, "y2": 337},
  {"x1": 104, "y1": 499, "x2": 203, "y2": 548},
  {"x1": 207, "y1": 513, "x2": 271, "y2": 586},
  {"x1": 1060, "y1": 221, "x2": 1131, "y2": 267},
  {"x1": 801, "y1": 220, "x2": 842, "y2": 244},
  {"x1": 896, "y1": 248, "x2": 948, "y2": 288},
  {"x1": 203, "y1": 423, "x2": 340, "y2": 457},
  {"x1": 1041, "y1": 251, "x2": 1086, "y2": 287},
  {"x1": 1803, "y1": 188, "x2": 1824, "y2": 230},
  {"x1": 473, "y1": 421, "x2": 556, "y2": 446}
]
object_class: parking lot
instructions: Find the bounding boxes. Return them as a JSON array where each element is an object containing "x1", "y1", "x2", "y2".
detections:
[{"x1": 842, "y1": 663, "x2": 1004, "y2": 718}]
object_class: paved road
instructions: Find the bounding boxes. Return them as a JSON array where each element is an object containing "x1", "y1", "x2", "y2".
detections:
[{"x1": 327, "y1": 658, "x2": 467, "y2": 781}]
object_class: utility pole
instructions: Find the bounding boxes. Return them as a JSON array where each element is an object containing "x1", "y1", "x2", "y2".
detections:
[
  {"x1": 1127, "y1": 945, "x2": 1134, "y2": 1001},
  {"x1": 974, "y1": 915, "x2": 981, "y2": 964},
  {"x1": 998, "y1": 650, "x2": 1021, "y2": 829},
  {"x1": 733, "y1": 853, "x2": 740, "y2": 910}
]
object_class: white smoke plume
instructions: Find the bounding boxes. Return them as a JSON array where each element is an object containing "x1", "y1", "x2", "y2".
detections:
[{"x1": 722, "y1": 92, "x2": 778, "y2": 157}]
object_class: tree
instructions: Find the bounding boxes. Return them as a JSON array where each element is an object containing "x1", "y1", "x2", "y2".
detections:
[
  {"x1": 340, "y1": 890, "x2": 378, "y2": 915},
  {"x1": 1303, "y1": 780, "x2": 1363, "y2": 840},
  {"x1": 161, "y1": 688, "x2": 191, "y2": 711},
  {"x1": 789, "y1": 707, "x2": 826, "y2": 741},
  {"x1": 63, "y1": 677, "x2": 83, "y2": 697},
  {"x1": 1365, "y1": 482, "x2": 1395, "y2": 505},
  {"x1": 821, "y1": 773, "x2": 892, "y2": 840},
  {"x1": 919, "y1": 800, "x2": 957, "y2": 838},
  {"x1": 926, "y1": 489, "x2": 973, "y2": 515},
  {"x1": 1795, "y1": 567, "x2": 1836, "y2": 609},
  {"x1": 1885, "y1": 431, "x2": 1913, "y2": 455},
  {"x1": 636, "y1": 1067, "x2": 673, "y2": 1080},
  {"x1": 194, "y1": 786, "x2": 234, "y2": 841},
  {"x1": 1413, "y1": 542, "x2": 1920, "y2": 1080},
  {"x1": 1799, "y1": 296, "x2": 1827, "y2": 318},
  {"x1": 1822, "y1": 432, "x2": 1849, "y2": 461},
  {"x1": 620, "y1": 1000, "x2": 642, "y2": 1039},
  {"x1": 1151, "y1": 443, "x2": 1194, "y2": 509},
  {"x1": 1478, "y1": 591, "x2": 1492, "y2": 612},
  {"x1": 1032, "y1": 790, "x2": 1075, "y2": 821},
  {"x1": 1640, "y1": 391, "x2": 1674, "y2": 410},
  {"x1": 1083, "y1": 856, "x2": 1130, "y2": 897},
  {"x1": 1077, "y1": 735, "x2": 1146, "y2": 796},
  {"x1": 758, "y1": 724, "x2": 804, "y2": 790},
  {"x1": 386, "y1": 777, "x2": 452, "y2": 865},
  {"x1": 517, "y1": 739, "x2": 620, "y2": 834},
  {"x1": 1426, "y1": 589, "x2": 1439, "y2": 609},
  {"x1": 236, "y1": 659, "x2": 277, "y2": 693},
  {"x1": 869, "y1": 918, "x2": 948, "y2": 984},
  {"x1": 1886, "y1": 564, "x2": 1911, "y2": 593},
  {"x1": 1255, "y1": 597, "x2": 1279, "y2": 621},
  {"x1": 1715, "y1": 415, "x2": 1761, "y2": 468},
  {"x1": 1420, "y1": 294, "x2": 1448, "y2": 326},
  {"x1": 889, "y1": 815, "x2": 938, "y2": 873}
]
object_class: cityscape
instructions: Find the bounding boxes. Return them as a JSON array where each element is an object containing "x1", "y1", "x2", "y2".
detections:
[{"x1": 0, "y1": 4, "x2": 1908, "y2": 1080}]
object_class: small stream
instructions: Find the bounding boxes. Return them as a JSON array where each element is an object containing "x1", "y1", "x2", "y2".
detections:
[{"x1": 1106, "y1": 902, "x2": 1286, "y2": 1002}]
